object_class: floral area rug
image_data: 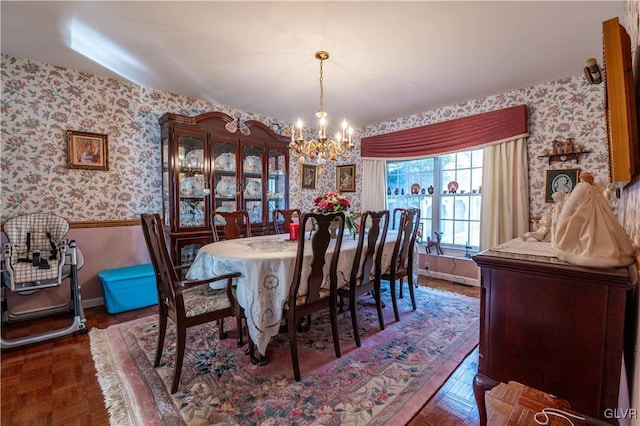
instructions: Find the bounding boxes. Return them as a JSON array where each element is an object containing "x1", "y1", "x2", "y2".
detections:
[{"x1": 89, "y1": 282, "x2": 479, "y2": 425}]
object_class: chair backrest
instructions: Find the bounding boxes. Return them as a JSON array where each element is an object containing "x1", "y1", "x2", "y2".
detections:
[
  {"x1": 273, "y1": 208, "x2": 302, "y2": 234},
  {"x1": 212, "y1": 210, "x2": 251, "y2": 242},
  {"x1": 389, "y1": 208, "x2": 420, "y2": 274},
  {"x1": 350, "y1": 210, "x2": 389, "y2": 286},
  {"x1": 289, "y1": 211, "x2": 345, "y2": 305},
  {"x1": 392, "y1": 208, "x2": 405, "y2": 230},
  {"x1": 141, "y1": 213, "x2": 178, "y2": 311},
  {"x1": 3, "y1": 213, "x2": 69, "y2": 262}
]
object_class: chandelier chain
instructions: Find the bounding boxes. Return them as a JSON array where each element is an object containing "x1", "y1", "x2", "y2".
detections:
[{"x1": 319, "y1": 58, "x2": 324, "y2": 114}]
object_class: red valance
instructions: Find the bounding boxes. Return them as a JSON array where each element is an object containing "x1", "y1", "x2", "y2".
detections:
[{"x1": 361, "y1": 104, "x2": 528, "y2": 158}]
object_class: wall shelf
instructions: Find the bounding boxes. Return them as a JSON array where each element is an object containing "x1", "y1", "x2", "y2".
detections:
[{"x1": 538, "y1": 151, "x2": 591, "y2": 165}]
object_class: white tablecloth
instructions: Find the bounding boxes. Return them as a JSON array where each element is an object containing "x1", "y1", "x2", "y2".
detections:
[{"x1": 186, "y1": 232, "x2": 400, "y2": 355}]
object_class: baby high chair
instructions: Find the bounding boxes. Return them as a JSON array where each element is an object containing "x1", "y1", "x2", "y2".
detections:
[{"x1": 1, "y1": 213, "x2": 87, "y2": 349}]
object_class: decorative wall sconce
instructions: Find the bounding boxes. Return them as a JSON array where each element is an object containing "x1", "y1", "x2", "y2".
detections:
[{"x1": 583, "y1": 58, "x2": 602, "y2": 85}]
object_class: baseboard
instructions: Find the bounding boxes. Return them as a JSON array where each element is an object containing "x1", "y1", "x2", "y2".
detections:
[
  {"x1": 83, "y1": 297, "x2": 104, "y2": 309},
  {"x1": 418, "y1": 269, "x2": 480, "y2": 287}
]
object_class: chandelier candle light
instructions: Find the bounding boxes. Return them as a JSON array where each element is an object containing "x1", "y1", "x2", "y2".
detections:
[{"x1": 289, "y1": 51, "x2": 354, "y2": 164}]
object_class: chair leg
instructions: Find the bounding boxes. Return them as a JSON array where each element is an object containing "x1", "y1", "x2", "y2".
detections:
[
  {"x1": 399, "y1": 277, "x2": 404, "y2": 298},
  {"x1": 296, "y1": 315, "x2": 311, "y2": 332},
  {"x1": 408, "y1": 275, "x2": 417, "y2": 311},
  {"x1": 374, "y1": 283, "x2": 385, "y2": 331},
  {"x1": 171, "y1": 325, "x2": 187, "y2": 394},
  {"x1": 350, "y1": 295, "x2": 361, "y2": 347},
  {"x1": 330, "y1": 300, "x2": 341, "y2": 358},
  {"x1": 288, "y1": 312, "x2": 301, "y2": 381},
  {"x1": 247, "y1": 337, "x2": 267, "y2": 366},
  {"x1": 218, "y1": 318, "x2": 226, "y2": 340},
  {"x1": 390, "y1": 279, "x2": 400, "y2": 322},
  {"x1": 236, "y1": 315, "x2": 244, "y2": 348},
  {"x1": 154, "y1": 312, "x2": 168, "y2": 367}
]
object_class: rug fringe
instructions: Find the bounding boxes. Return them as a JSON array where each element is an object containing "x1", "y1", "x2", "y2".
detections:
[{"x1": 89, "y1": 327, "x2": 139, "y2": 426}]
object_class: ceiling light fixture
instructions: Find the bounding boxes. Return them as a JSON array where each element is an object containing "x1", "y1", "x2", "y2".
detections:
[{"x1": 289, "y1": 51, "x2": 354, "y2": 164}]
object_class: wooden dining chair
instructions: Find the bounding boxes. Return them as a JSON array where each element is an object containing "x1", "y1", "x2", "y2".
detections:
[
  {"x1": 212, "y1": 210, "x2": 251, "y2": 242},
  {"x1": 337, "y1": 210, "x2": 389, "y2": 347},
  {"x1": 284, "y1": 211, "x2": 345, "y2": 381},
  {"x1": 391, "y1": 207, "x2": 404, "y2": 230},
  {"x1": 140, "y1": 213, "x2": 241, "y2": 393},
  {"x1": 272, "y1": 208, "x2": 302, "y2": 234},
  {"x1": 381, "y1": 208, "x2": 421, "y2": 321}
]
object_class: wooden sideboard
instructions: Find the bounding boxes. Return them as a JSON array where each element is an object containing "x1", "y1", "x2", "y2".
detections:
[{"x1": 472, "y1": 249, "x2": 636, "y2": 425}]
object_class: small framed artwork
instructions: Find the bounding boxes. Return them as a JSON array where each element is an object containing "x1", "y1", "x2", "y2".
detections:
[
  {"x1": 545, "y1": 168, "x2": 580, "y2": 202},
  {"x1": 301, "y1": 164, "x2": 318, "y2": 190},
  {"x1": 336, "y1": 164, "x2": 356, "y2": 192},
  {"x1": 67, "y1": 130, "x2": 109, "y2": 171}
]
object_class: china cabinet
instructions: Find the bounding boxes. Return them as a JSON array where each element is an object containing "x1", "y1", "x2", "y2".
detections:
[{"x1": 159, "y1": 112, "x2": 290, "y2": 264}]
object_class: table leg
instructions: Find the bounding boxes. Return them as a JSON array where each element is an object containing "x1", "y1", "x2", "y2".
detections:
[
  {"x1": 246, "y1": 339, "x2": 267, "y2": 366},
  {"x1": 473, "y1": 373, "x2": 499, "y2": 426}
]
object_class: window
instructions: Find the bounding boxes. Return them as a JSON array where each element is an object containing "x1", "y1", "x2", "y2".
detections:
[{"x1": 386, "y1": 149, "x2": 483, "y2": 249}]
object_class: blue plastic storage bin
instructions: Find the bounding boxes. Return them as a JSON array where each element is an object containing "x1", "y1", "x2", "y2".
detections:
[{"x1": 98, "y1": 263, "x2": 157, "y2": 314}]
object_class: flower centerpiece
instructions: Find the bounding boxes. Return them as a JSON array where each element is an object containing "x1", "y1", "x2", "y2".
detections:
[{"x1": 312, "y1": 191, "x2": 357, "y2": 237}]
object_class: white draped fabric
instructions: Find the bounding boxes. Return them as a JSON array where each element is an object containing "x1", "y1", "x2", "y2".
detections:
[
  {"x1": 361, "y1": 159, "x2": 388, "y2": 212},
  {"x1": 479, "y1": 137, "x2": 530, "y2": 251}
]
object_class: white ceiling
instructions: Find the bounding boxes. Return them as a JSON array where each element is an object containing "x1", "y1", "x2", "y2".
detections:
[{"x1": 0, "y1": 1, "x2": 625, "y2": 129}]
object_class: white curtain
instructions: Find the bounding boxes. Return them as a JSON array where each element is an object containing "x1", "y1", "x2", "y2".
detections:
[
  {"x1": 361, "y1": 159, "x2": 387, "y2": 212},
  {"x1": 479, "y1": 137, "x2": 529, "y2": 250}
]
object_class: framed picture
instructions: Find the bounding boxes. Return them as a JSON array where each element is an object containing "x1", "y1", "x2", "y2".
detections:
[
  {"x1": 67, "y1": 130, "x2": 109, "y2": 170},
  {"x1": 336, "y1": 164, "x2": 356, "y2": 192},
  {"x1": 545, "y1": 168, "x2": 580, "y2": 202},
  {"x1": 301, "y1": 164, "x2": 318, "y2": 190}
]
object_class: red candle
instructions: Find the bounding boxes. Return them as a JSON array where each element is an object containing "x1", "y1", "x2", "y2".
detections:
[{"x1": 289, "y1": 223, "x2": 299, "y2": 241}]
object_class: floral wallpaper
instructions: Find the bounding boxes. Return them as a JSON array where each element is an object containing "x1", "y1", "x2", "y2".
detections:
[
  {"x1": 360, "y1": 75, "x2": 609, "y2": 223},
  {"x1": 0, "y1": 50, "x2": 635, "y2": 247},
  {"x1": 0, "y1": 54, "x2": 293, "y2": 222}
]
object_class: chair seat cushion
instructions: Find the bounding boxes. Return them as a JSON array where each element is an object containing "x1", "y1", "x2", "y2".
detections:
[
  {"x1": 183, "y1": 285, "x2": 232, "y2": 317},
  {"x1": 10, "y1": 260, "x2": 61, "y2": 283}
]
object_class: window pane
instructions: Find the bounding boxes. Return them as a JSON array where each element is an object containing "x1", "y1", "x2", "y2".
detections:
[
  {"x1": 441, "y1": 197, "x2": 454, "y2": 219},
  {"x1": 469, "y1": 221, "x2": 480, "y2": 247},
  {"x1": 453, "y1": 221, "x2": 469, "y2": 245},
  {"x1": 469, "y1": 196, "x2": 481, "y2": 220},
  {"x1": 457, "y1": 151, "x2": 471, "y2": 168},
  {"x1": 457, "y1": 169, "x2": 471, "y2": 193},
  {"x1": 442, "y1": 171, "x2": 456, "y2": 193},
  {"x1": 472, "y1": 168, "x2": 482, "y2": 192},
  {"x1": 453, "y1": 197, "x2": 469, "y2": 220},
  {"x1": 441, "y1": 154, "x2": 456, "y2": 170},
  {"x1": 472, "y1": 149, "x2": 483, "y2": 167},
  {"x1": 440, "y1": 220, "x2": 454, "y2": 244}
]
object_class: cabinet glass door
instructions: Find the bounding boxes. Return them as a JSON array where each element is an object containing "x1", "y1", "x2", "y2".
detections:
[
  {"x1": 162, "y1": 136, "x2": 170, "y2": 227},
  {"x1": 267, "y1": 147, "x2": 287, "y2": 225},
  {"x1": 242, "y1": 144, "x2": 263, "y2": 224},
  {"x1": 177, "y1": 134, "x2": 206, "y2": 229},
  {"x1": 212, "y1": 140, "x2": 237, "y2": 226}
]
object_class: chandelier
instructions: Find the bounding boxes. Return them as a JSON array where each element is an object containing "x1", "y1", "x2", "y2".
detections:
[{"x1": 289, "y1": 51, "x2": 354, "y2": 164}]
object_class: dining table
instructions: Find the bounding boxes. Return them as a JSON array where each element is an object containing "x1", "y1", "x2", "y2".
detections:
[{"x1": 186, "y1": 230, "x2": 407, "y2": 356}]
